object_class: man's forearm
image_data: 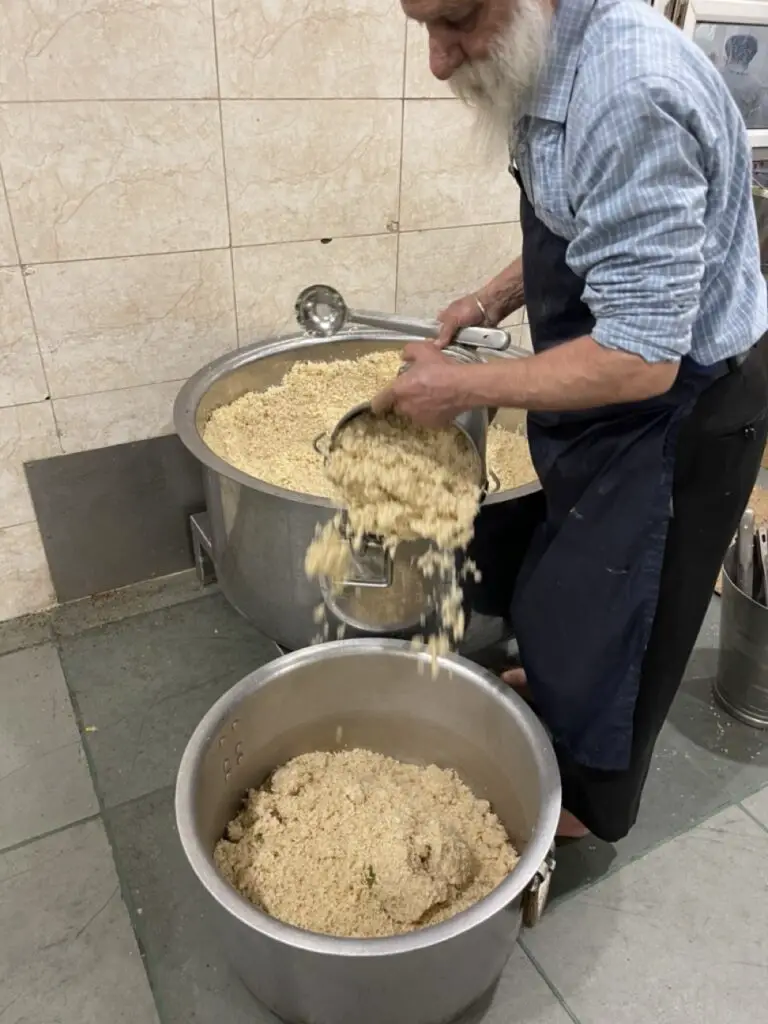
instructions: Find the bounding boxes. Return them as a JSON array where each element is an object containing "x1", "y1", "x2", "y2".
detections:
[
  {"x1": 457, "y1": 335, "x2": 680, "y2": 411},
  {"x1": 476, "y1": 257, "x2": 525, "y2": 325}
]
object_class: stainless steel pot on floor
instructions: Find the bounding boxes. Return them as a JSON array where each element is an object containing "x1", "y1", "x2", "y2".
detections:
[{"x1": 175, "y1": 640, "x2": 561, "y2": 1024}]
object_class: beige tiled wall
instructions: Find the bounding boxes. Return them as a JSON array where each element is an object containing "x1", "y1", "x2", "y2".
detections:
[{"x1": 0, "y1": 2, "x2": 526, "y2": 621}]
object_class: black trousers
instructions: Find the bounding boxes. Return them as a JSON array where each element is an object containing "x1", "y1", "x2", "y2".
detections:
[{"x1": 466, "y1": 338, "x2": 768, "y2": 842}]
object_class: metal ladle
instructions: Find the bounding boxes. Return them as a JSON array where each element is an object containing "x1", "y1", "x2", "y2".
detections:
[{"x1": 294, "y1": 283, "x2": 520, "y2": 354}]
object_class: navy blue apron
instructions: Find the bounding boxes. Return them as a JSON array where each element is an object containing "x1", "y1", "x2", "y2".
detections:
[{"x1": 509, "y1": 168, "x2": 719, "y2": 771}]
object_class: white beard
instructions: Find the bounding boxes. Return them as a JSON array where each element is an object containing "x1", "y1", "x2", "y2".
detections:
[{"x1": 448, "y1": 0, "x2": 551, "y2": 157}]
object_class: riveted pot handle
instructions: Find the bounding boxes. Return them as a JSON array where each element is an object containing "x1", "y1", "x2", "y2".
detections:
[{"x1": 521, "y1": 847, "x2": 556, "y2": 928}]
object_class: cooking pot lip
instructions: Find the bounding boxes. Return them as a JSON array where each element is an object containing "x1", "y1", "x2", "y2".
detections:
[
  {"x1": 175, "y1": 638, "x2": 562, "y2": 956},
  {"x1": 172, "y1": 331, "x2": 540, "y2": 506}
]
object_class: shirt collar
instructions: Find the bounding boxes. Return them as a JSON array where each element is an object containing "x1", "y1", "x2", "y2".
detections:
[{"x1": 524, "y1": 0, "x2": 597, "y2": 123}]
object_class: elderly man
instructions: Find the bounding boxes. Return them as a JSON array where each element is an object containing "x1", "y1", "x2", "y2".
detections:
[{"x1": 374, "y1": 0, "x2": 768, "y2": 842}]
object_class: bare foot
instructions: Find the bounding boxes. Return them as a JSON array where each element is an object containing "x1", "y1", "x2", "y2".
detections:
[
  {"x1": 500, "y1": 667, "x2": 534, "y2": 704},
  {"x1": 500, "y1": 666, "x2": 527, "y2": 688},
  {"x1": 557, "y1": 809, "x2": 589, "y2": 839}
]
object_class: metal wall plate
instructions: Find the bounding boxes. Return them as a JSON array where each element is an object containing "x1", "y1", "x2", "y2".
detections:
[{"x1": 25, "y1": 435, "x2": 205, "y2": 602}]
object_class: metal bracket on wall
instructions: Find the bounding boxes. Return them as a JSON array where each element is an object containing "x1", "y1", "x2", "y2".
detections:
[{"x1": 190, "y1": 511, "x2": 217, "y2": 587}]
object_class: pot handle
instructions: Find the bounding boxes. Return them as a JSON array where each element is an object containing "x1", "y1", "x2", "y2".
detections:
[{"x1": 521, "y1": 846, "x2": 556, "y2": 927}]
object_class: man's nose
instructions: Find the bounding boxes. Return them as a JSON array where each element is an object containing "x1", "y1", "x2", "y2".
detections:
[{"x1": 428, "y1": 30, "x2": 465, "y2": 80}]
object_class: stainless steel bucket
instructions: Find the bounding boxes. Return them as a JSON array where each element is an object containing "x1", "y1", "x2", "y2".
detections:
[
  {"x1": 714, "y1": 543, "x2": 768, "y2": 728},
  {"x1": 174, "y1": 329, "x2": 540, "y2": 650},
  {"x1": 175, "y1": 640, "x2": 561, "y2": 1024}
]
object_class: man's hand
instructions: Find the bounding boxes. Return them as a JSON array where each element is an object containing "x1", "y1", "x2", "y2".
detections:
[
  {"x1": 370, "y1": 343, "x2": 470, "y2": 427},
  {"x1": 435, "y1": 294, "x2": 486, "y2": 348}
]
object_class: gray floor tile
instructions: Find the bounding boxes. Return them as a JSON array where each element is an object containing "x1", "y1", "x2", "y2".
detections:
[
  {"x1": 52, "y1": 569, "x2": 213, "y2": 638},
  {"x1": 106, "y1": 787, "x2": 278, "y2": 1023},
  {"x1": 479, "y1": 947, "x2": 573, "y2": 1023},
  {"x1": 549, "y1": 714, "x2": 735, "y2": 900},
  {"x1": 667, "y1": 606, "x2": 768, "y2": 805},
  {"x1": 0, "y1": 818, "x2": 159, "y2": 1023},
  {"x1": 742, "y1": 785, "x2": 768, "y2": 828},
  {"x1": 0, "y1": 644, "x2": 98, "y2": 849},
  {"x1": 59, "y1": 593, "x2": 278, "y2": 809},
  {"x1": 525, "y1": 806, "x2": 768, "y2": 1024}
]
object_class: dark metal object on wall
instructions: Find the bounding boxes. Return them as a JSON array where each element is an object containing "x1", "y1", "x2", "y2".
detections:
[{"x1": 25, "y1": 434, "x2": 205, "y2": 603}]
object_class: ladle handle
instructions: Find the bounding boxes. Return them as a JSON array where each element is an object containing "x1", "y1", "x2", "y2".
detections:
[{"x1": 347, "y1": 308, "x2": 522, "y2": 354}]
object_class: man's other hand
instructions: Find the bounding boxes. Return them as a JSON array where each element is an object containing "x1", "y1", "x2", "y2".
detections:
[{"x1": 370, "y1": 344, "x2": 469, "y2": 426}]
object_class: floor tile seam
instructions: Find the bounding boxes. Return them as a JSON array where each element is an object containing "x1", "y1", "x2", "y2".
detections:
[
  {"x1": 101, "y1": 783, "x2": 177, "y2": 818},
  {"x1": 53, "y1": 632, "x2": 169, "y2": 1024},
  {"x1": 0, "y1": 811, "x2": 102, "y2": 858},
  {"x1": 96, "y1": 786, "x2": 171, "y2": 1024},
  {"x1": 738, "y1": 802, "x2": 768, "y2": 835},
  {"x1": 0, "y1": 632, "x2": 54, "y2": 658},
  {"x1": 517, "y1": 937, "x2": 582, "y2": 1023},
  {"x1": 50, "y1": 585, "x2": 216, "y2": 641}
]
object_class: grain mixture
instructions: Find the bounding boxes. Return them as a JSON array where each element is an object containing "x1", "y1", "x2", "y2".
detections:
[
  {"x1": 202, "y1": 351, "x2": 404, "y2": 497},
  {"x1": 324, "y1": 410, "x2": 481, "y2": 551},
  {"x1": 201, "y1": 350, "x2": 537, "y2": 496},
  {"x1": 304, "y1": 409, "x2": 481, "y2": 658},
  {"x1": 214, "y1": 749, "x2": 519, "y2": 938}
]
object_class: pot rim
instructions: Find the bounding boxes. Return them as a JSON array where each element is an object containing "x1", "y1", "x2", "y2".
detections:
[
  {"x1": 174, "y1": 638, "x2": 562, "y2": 957},
  {"x1": 172, "y1": 331, "x2": 541, "y2": 508}
]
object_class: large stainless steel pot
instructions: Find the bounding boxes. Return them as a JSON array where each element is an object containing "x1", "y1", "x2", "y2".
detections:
[
  {"x1": 174, "y1": 324, "x2": 539, "y2": 651},
  {"x1": 175, "y1": 640, "x2": 561, "y2": 1024}
]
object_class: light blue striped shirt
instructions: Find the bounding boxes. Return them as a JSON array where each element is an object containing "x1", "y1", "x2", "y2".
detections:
[{"x1": 515, "y1": 0, "x2": 767, "y2": 365}]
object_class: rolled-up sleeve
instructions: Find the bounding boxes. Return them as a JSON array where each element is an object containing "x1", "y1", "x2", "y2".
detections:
[{"x1": 566, "y1": 75, "x2": 708, "y2": 362}]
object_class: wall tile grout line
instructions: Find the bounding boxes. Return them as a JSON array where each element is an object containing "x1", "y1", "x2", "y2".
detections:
[
  {"x1": 1, "y1": 378, "x2": 186, "y2": 411},
  {"x1": 0, "y1": 160, "x2": 64, "y2": 451},
  {"x1": 208, "y1": 0, "x2": 240, "y2": 351},
  {"x1": 392, "y1": 20, "x2": 413, "y2": 313},
  {"x1": 0, "y1": 811, "x2": 102, "y2": 859},
  {"x1": 0, "y1": 515, "x2": 45, "y2": 531},
  {"x1": 517, "y1": 937, "x2": 583, "y2": 1024},
  {"x1": 7, "y1": 219, "x2": 521, "y2": 271},
  {"x1": 0, "y1": 95, "x2": 458, "y2": 105}
]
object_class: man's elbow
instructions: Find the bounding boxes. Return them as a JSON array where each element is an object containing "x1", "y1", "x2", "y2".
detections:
[
  {"x1": 624, "y1": 358, "x2": 680, "y2": 401},
  {"x1": 589, "y1": 331, "x2": 683, "y2": 402}
]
